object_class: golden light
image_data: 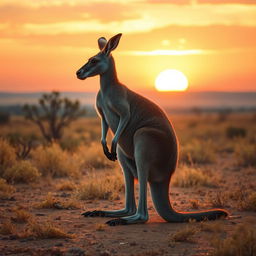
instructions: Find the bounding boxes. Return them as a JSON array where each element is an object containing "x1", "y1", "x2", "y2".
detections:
[{"x1": 155, "y1": 69, "x2": 189, "y2": 91}]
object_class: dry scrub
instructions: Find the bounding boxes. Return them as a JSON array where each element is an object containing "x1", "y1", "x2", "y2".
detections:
[
  {"x1": 32, "y1": 143, "x2": 81, "y2": 178},
  {"x1": 172, "y1": 165, "x2": 216, "y2": 188},
  {"x1": 0, "y1": 178, "x2": 15, "y2": 199},
  {"x1": 3, "y1": 160, "x2": 40, "y2": 183},
  {"x1": 77, "y1": 168, "x2": 124, "y2": 200},
  {"x1": 210, "y1": 223, "x2": 256, "y2": 256}
]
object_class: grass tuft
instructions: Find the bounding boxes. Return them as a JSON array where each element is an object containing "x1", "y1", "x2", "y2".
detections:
[
  {"x1": 210, "y1": 223, "x2": 256, "y2": 256},
  {"x1": 3, "y1": 160, "x2": 40, "y2": 183},
  {"x1": 77, "y1": 168, "x2": 124, "y2": 200},
  {"x1": 0, "y1": 178, "x2": 15, "y2": 199},
  {"x1": 11, "y1": 208, "x2": 32, "y2": 223},
  {"x1": 0, "y1": 220, "x2": 17, "y2": 235},
  {"x1": 27, "y1": 220, "x2": 74, "y2": 239},
  {"x1": 170, "y1": 225, "x2": 198, "y2": 243},
  {"x1": 0, "y1": 138, "x2": 16, "y2": 176},
  {"x1": 31, "y1": 143, "x2": 81, "y2": 178},
  {"x1": 234, "y1": 143, "x2": 256, "y2": 167},
  {"x1": 172, "y1": 165, "x2": 216, "y2": 188}
]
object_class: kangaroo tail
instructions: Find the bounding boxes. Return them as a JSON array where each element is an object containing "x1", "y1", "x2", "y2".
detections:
[{"x1": 149, "y1": 181, "x2": 229, "y2": 222}]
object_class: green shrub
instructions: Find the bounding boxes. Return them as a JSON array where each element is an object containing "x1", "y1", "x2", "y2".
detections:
[
  {"x1": 3, "y1": 160, "x2": 40, "y2": 183},
  {"x1": 31, "y1": 143, "x2": 81, "y2": 178}
]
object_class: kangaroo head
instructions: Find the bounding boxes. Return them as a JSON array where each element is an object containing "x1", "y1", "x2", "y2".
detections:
[{"x1": 76, "y1": 33, "x2": 122, "y2": 80}]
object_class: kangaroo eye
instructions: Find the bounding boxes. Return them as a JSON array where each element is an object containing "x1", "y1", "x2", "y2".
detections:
[{"x1": 91, "y1": 58, "x2": 99, "y2": 64}]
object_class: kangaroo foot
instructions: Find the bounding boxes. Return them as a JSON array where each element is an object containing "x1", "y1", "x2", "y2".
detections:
[
  {"x1": 82, "y1": 210, "x2": 106, "y2": 217},
  {"x1": 106, "y1": 214, "x2": 148, "y2": 226},
  {"x1": 106, "y1": 218, "x2": 128, "y2": 226}
]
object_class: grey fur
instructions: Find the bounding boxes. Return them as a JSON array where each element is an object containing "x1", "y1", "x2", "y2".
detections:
[{"x1": 76, "y1": 33, "x2": 229, "y2": 225}]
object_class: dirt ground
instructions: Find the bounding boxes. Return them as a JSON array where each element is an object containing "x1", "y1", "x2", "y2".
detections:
[{"x1": 1, "y1": 151, "x2": 256, "y2": 256}]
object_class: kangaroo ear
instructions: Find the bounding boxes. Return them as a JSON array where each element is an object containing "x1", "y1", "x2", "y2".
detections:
[
  {"x1": 98, "y1": 37, "x2": 107, "y2": 50},
  {"x1": 103, "y1": 33, "x2": 122, "y2": 56}
]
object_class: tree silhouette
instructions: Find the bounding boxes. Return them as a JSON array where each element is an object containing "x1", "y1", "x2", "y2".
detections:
[{"x1": 23, "y1": 91, "x2": 86, "y2": 142}]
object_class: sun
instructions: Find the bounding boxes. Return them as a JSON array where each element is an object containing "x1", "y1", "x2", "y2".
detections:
[{"x1": 155, "y1": 69, "x2": 188, "y2": 92}]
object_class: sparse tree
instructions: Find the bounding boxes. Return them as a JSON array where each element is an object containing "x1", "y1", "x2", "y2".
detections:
[{"x1": 23, "y1": 91, "x2": 86, "y2": 142}]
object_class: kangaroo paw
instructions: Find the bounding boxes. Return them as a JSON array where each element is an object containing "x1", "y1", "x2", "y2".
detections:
[
  {"x1": 82, "y1": 210, "x2": 106, "y2": 217},
  {"x1": 106, "y1": 218, "x2": 128, "y2": 226}
]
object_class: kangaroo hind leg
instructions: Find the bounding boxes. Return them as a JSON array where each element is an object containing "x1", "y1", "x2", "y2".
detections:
[{"x1": 83, "y1": 147, "x2": 137, "y2": 218}]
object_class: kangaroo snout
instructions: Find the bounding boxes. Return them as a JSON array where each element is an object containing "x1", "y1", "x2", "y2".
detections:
[{"x1": 76, "y1": 69, "x2": 86, "y2": 80}]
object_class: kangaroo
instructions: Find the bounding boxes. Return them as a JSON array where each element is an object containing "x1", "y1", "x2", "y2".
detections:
[{"x1": 76, "y1": 33, "x2": 229, "y2": 226}]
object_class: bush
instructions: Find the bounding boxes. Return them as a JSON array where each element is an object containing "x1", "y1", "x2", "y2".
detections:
[
  {"x1": 170, "y1": 225, "x2": 198, "y2": 243},
  {"x1": 77, "y1": 168, "x2": 124, "y2": 200},
  {"x1": 0, "y1": 139, "x2": 16, "y2": 176},
  {"x1": 211, "y1": 224, "x2": 256, "y2": 256},
  {"x1": 180, "y1": 140, "x2": 216, "y2": 165},
  {"x1": 0, "y1": 111, "x2": 10, "y2": 125},
  {"x1": 0, "y1": 178, "x2": 15, "y2": 199},
  {"x1": 226, "y1": 126, "x2": 246, "y2": 139},
  {"x1": 76, "y1": 143, "x2": 115, "y2": 169},
  {"x1": 31, "y1": 143, "x2": 81, "y2": 178},
  {"x1": 3, "y1": 160, "x2": 40, "y2": 183},
  {"x1": 172, "y1": 165, "x2": 216, "y2": 188},
  {"x1": 234, "y1": 143, "x2": 256, "y2": 167}
]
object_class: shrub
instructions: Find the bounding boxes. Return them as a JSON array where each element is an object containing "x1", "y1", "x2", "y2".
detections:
[
  {"x1": 234, "y1": 143, "x2": 256, "y2": 167},
  {"x1": 77, "y1": 168, "x2": 124, "y2": 200},
  {"x1": 0, "y1": 220, "x2": 16, "y2": 235},
  {"x1": 172, "y1": 165, "x2": 216, "y2": 188},
  {"x1": 0, "y1": 111, "x2": 10, "y2": 125},
  {"x1": 23, "y1": 91, "x2": 86, "y2": 142},
  {"x1": 170, "y1": 225, "x2": 198, "y2": 243},
  {"x1": 76, "y1": 143, "x2": 115, "y2": 169},
  {"x1": 180, "y1": 140, "x2": 216, "y2": 165},
  {"x1": 210, "y1": 224, "x2": 256, "y2": 256},
  {"x1": 226, "y1": 126, "x2": 246, "y2": 139},
  {"x1": 56, "y1": 181, "x2": 77, "y2": 191},
  {"x1": 27, "y1": 220, "x2": 74, "y2": 239},
  {"x1": 36, "y1": 193, "x2": 80, "y2": 210},
  {"x1": 3, "y1": 160, "x2": 40, "y2": 183},
  {"x1": 209, "y1": 191, "x2": 229, "y2": 208},
  {"x1": 11, "y1": 208, "x2": 32, "y2": 223},
  {"x1": 0, "y1": 178, "x2": 15, "y2": 199},
  {"x1": 31, "y1": 143, "x2": 81, "y2": 178},
  {"x1": 0, "y1": 139, "x2": 16, "y2": 176}
]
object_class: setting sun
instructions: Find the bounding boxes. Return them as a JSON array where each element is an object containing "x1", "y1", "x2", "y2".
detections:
[{"x1": 155, "y1": 69, "x2": 189, "y2": 92}]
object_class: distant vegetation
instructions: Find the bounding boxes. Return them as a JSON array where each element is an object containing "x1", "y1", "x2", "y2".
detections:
[{"x1": 23, "y1": 91, "x2": 86, "y2": 142}]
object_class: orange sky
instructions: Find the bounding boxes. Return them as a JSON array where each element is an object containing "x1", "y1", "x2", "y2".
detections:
[{"x1": 0, "y1": 0, "x2": 255, "y2": 92}]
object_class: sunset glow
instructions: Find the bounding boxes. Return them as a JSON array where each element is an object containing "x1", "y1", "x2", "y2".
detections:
[
  {"x1": 0, "y1": 0, "x2": 255, "y2": 92},
  {"x1": 155, "y1": 70, "x2": 188, "y2": 92}
]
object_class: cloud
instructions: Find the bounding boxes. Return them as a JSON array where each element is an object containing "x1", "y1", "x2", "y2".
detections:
[{"x1": 198, "y1": 0, "x2": 256, "y2": 4}]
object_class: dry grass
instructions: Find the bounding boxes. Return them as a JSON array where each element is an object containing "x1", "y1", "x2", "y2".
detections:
[
  {"x1": 189, "y1": 199, "x2": 200, "y2": 209},
  {"x1": 11, "y1": 208, "x2": 32, "y2": 223},
  {"x1": 0, "y1": 220, "x2": 17, "y2": 235},
  {"x1": 0, "y1": 178, "x2": 15, "y2": 199},
  {"x1": 95, "y1": 223, "x2": 106, "y2": 231},
  {"x1": 172, "y1": 165, "x2": 216, "y2": 188},
  {"x1": 209, "y1": 191, "x2": 229, "y2": 208},
  {"x1": 76, "y1": 143, "x2": 116, "y2": 169},
  {"x1": 77, "y1": 168, "x2": 124, "y2": 200},
  {"x1": 3, "y1": 160, "x2": 40, "y2": 183},
  {"x1": 200, "y1": 221, "x2": 223, "y2": 233},
  {"x1": 31, "y1": 143, "x2": 81, "y2": 178},
  {"x1": 0, "y1": 138, "x2": 16, "y2": 176},
  {"x1": 56, "y1": 180, "x2": 77, "y2": 191},
  {"x1": 25, "y1": 220, "x2": 74, "y2": 239},
  {"x1": 234, "y1": 143, "x2": 256, "y2": 167},
  {"x1": 35, "y1": 193, "x2": 80, "y2": 210},
  {"x1": 170, "y1": 225, "x2": 198, "y2": 243},
  {"x1": 210, "y1": 223, "x2": 256, "y2": 256},
  {"x1": 179, "y1": 140, "x2": 216, "y2": 165}
]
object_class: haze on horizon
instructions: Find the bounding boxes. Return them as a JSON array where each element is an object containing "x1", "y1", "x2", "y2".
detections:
[{"x1": 0, "y1": 0, "x2": 255, "y2": 93}]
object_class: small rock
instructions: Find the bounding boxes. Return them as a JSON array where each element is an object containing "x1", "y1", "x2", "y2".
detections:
[
  {"x1": 66, "y1": 247, "x2": 85, "y2": 256},
  {"x1": 55, "y1": 243, "x2": 63, "y2": 247},
  {"x1": 36, "y1": 213, "x2": 46, "y2": 216},
  {"x1": 130, "y1": 242, "x2": 137, "y2": 246}
]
